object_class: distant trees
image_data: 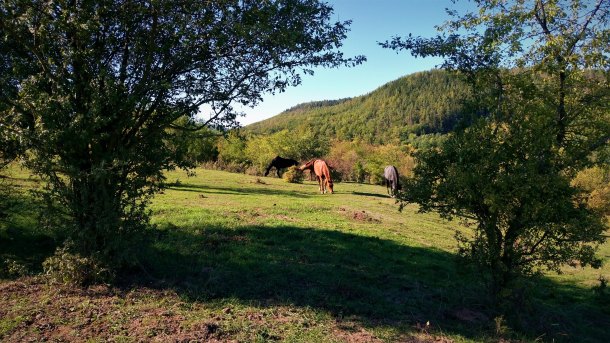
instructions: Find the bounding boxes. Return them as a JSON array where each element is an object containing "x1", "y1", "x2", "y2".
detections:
[
  {"x1": 215, "y1": 128, "x2": 329, "y2": 175},
  {"x1": 384, "y1": 0, "x2": 609, "y2": 299},
  {"x1": 245, "y1": 70, "x2": 470, "y2": 144},
  {"x1": 326, "y1": 140, "x2": 414, "y2": 184},
  {"x1": 245, "y1": 128, "x2": 329, "y2": 174},
  {"x1": 166, "y1": 117, "x2": 220, "y2": 166},
  {"x1": 211, "y1": 132, "x2": 416, "y2": 185},
  {"x1": 0, "y1": 0, "x2": 363, "y2": 273}
]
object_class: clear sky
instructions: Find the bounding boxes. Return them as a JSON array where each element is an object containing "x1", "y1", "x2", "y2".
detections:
[{"x1": 237, "y1": 0, "x2": 472, "y2": 126}]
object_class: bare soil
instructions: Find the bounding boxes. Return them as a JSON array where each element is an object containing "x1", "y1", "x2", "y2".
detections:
[{"x1": 0, "y1": 278, "x2": 452, "y2": 342}]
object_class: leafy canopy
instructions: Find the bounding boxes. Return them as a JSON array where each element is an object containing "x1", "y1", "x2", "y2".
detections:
[
  {"x1": 0, "y1": 0, "x2": 363, "y2": 269},
  {"x1": 383, "y1": 0, "x2": 609, "y2": 296}
]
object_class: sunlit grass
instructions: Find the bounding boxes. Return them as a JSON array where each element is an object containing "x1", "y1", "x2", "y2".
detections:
[{"x1": 1, "y1": 166, "x2": 608, "y2": 342}]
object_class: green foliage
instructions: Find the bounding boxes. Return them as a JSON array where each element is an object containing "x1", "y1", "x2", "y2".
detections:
[
  {"x1": 43, "y1": 245, "x2": 112, "y2": 286},
  {"x1": 214, "y1": 132, "x2": 415, "y2": 184},
  {"x1": 0, "y1": 177, "x2": 14, "y2": 224},
  {"x1": 0, "y1": 0, "x2": 361, "y2": 270},
  {"x1": 218, "y1": 132, "x2": 249, "y2": 166},
  {"x1": 325, "y1": 140, "x2": 414, "y2": 183},
  {"x1": 282, "y1": 166, "x2": 304, "y2": 183},
  {"x1": 246, "y1": 70, "x2": 469, "y2": 144},
  {"x1": 0, "y1": 125, "x2": 20, "y2": 170},
  {"x1": 0, "y1": 258, "x2": 29, "y2": 278},
  {"x1": 166, "y1": 117, "x2": 220, "y2": 165},
  {"x1": 214, "y1": 128, "x2": 329, "y2": 175},
  {"x1": 387, "y1": 0, "x2": 610, "y2": 300},
  {"x1": 401, "y1": 133, "x2": 447, "y2": 150},
  {"x1": 245, "y1": 128, "x2": 329, "y2": 175},
  {"x1": 572, "y1": 166, "x2": 610, "y2": 217},
  {"x1": 407, "y1": 118, "x2": 606, "y2": 292}
]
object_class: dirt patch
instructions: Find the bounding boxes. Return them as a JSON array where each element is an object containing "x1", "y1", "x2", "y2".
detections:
[
  {"x1": 0, "y1": 279, "x2": 469, "y2": 343},
  {"x1": 333, "y1": 320, "x2": 454, "y2": 343},
  {"x1": 0, "y1": 278, "x2": 231, "y2": 342},
  {"x1": 339, "y1": 207, "x2": 381, "y2": 223},
  {"x1": 273, "y1": 214, "x2": 297, "y2": 222}
]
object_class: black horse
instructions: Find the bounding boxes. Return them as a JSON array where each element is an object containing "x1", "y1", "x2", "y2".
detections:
[{"x1": 264, "y1": 156, "x2": 299, "y2": 177}]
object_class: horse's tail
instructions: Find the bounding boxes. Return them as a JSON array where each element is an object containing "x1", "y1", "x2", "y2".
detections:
[
  {"x1": 393, "y1": 166, "x2": 400, "y2": 190},
  {"x1": 396, "y1": 173, "x2": 401, "y2": 190}
]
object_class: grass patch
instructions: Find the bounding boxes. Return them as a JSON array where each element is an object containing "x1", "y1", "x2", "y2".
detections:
[{"x1": 0, "y1": 167, "x2": 608, "y2": 342}]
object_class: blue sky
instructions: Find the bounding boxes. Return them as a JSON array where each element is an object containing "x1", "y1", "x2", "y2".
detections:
[{"x1": 237, "y1": 0, "x2": 473, "y2": 125}]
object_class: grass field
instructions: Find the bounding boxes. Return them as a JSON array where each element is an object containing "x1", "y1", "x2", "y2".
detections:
[{"x1": 1, "y1": 167, "x2": 609, "y2": 342}]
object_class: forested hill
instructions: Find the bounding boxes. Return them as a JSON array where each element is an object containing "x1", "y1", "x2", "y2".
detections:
[{"x1": 245, "y1": 70, "x2": 469, "y2": 144}]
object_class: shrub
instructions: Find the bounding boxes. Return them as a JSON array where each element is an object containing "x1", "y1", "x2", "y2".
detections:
[
  {"x1": 572, "y1": 166, "x2": 610, "y2": 217},
  {"x1": 282, "y1": 166, "x2": 304, "y2": 183},
  {"x1": 43, "y1": 245, "x2": 112, "y2": 287},
  {"x1": 245, "y1": 165, "x2": 262, "y2": 176},
  {"x1": 329, "y1": 167, "x2": 343, "y2": 183},
  {"x1": 0, "y1": 258, "x2": 29, "y2": 278}
]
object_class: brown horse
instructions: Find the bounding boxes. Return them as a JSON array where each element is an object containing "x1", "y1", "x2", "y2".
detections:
[{"x1": 299, "y1": 159, "x2": 334, "y2": 194}]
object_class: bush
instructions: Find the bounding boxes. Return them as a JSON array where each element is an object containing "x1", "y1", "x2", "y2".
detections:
[
  {"x1": 43, "y1": 245, "x2": 112, "y2": 287},
  {"x1": 572, "y1": 166, "x2": 610, "y2": 217},
  {"x1": 282, "y1": 166, "x2": 304, "y2": 183},
  {"x1": 329, "y1": 167, "x2": 343, "y2": 183},
  {"x1": 245, "y1": 165, "x2": 262, "y2": 176},
  {"x1": 0, "y1": 258, "x2": 29, "y2": 278}
]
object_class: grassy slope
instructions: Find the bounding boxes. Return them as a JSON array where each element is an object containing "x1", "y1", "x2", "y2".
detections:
[{"x1": 1, "y1": 168, "x2": 609, "y2": 342}]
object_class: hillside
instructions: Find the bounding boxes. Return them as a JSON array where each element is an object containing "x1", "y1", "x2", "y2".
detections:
[{"x1": 245, "y1": 70, "x2": 469, "y2": 144}]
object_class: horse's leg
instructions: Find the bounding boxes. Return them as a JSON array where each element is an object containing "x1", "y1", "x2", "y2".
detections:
[
  {"x1": 322, "y1": 176, "x2": 327, "y2": 194},
  {"x1": 277, "y1": 168, "x2": 281, "y2": 178},
  {"x1": 318, "y1": 175, "x2": 323, "y2": 194}
]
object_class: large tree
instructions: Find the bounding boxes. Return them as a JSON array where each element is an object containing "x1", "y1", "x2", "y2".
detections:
[
  {"x1": 0, "y1": 0, "x2": 363, "y2": 268},
  {"x1": 383, "y1": 0, "x2": 609, "y2": 297}
]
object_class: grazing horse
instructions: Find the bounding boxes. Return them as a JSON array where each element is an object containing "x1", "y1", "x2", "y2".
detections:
[
  {"x1": 383, "y1": 165, "x2": 401, "y2": 197},
  {"x1": 300, "y1": 159, "x2": 334, "y2": 194},
  {"x1": 264, "y1": 156, "x2": 299, "y2": 177}
]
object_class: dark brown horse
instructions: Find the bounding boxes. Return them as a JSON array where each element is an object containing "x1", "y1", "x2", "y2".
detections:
[
  {"x1": 300, "y1": 159, "x2": 334, "y2": 194},
  {"x1": 264, "y1": 156, "x2": 299, "y2": 177}
]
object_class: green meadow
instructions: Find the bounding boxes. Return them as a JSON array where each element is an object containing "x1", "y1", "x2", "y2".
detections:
[{"x1": 1, "y1": 167, "x2": 609, "y2": 342}]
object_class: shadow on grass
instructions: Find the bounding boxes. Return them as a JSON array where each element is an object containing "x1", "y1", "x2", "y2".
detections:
[
  {"x1": 507, "y1": 275, "x2": 610, "y2": 342},
  {"x1": 131, "y1": 223, "x2": 486, "y2": 338},
  {"x1": 167, "y1": 183, "x2": 313, "y2": 198},
  {"x1": 128, "y1": 223, "x2": 610, "y2": 342},
  {"x1": 351, "y1": 191, "x2": 391, "y2": 199},
  {"x1": 0, "y1": 189, "x2": 59, "y2": 275},
  {"x1": 0, "y1": 226, "x2": 57, "y2": 274}
]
